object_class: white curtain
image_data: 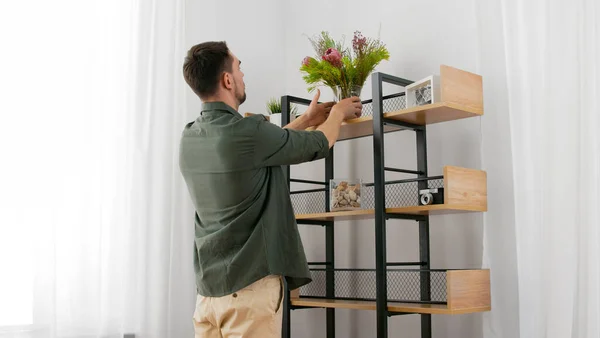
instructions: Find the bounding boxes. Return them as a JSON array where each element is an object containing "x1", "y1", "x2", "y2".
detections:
[
  {"x1": 0, "y1": 0, "x2": 195, "y2": 337},
  {"x1": 479, "y1": 0, "x2": 600, "y2": 337}
]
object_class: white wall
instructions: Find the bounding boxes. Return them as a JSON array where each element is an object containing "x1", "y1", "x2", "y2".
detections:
[
  {"x1": 185, "y1": 0, "x2": 503, "y2": 337},
  {"x1": 184, "y1": 0, "x2": 287, "y2": 118}
]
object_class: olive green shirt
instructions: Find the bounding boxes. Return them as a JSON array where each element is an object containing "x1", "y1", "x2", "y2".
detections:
[{"x1": 179, "y1": 101, "x2": 329, "y2": 297}]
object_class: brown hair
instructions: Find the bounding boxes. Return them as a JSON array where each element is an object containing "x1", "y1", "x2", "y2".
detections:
[{"x1": 183, "y1": 41, "x2": 232, "y2": 98}]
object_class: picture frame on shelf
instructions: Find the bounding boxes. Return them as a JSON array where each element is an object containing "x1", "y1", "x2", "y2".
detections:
[{"x1": 405, "y1": 75, "x2": 441, "y2": 108}]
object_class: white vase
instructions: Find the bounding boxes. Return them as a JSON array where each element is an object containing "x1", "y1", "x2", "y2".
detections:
[{"x1": 269, "y1": 114, "x2": 282, "y2": 127}]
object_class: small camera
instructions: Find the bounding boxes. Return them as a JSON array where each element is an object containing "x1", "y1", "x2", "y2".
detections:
[{"x1": 418, "y1": 188, "x2": 444, "y2": 205}]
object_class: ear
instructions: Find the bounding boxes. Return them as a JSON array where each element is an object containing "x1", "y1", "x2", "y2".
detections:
[{"x1": 223, "y1": 72, "x2": 233, "y2": 90}]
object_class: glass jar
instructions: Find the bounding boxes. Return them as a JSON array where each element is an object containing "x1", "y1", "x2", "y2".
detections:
[{"x1": 330, "y1": 179, "x2": 362, "y2": 211}]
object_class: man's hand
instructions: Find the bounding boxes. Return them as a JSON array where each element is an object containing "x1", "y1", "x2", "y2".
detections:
[
  {"x1": 331, "y1": 96, "x2": 362, "y2": 120},
  {"x1": 283, "y1": 90, "x2": 361, "y2": 134},
  {"x1": 303, "y1": 89, "x2": 335, "y2": 127},
  {"x1": 316, "y1": 96, "x2": 363, "y2": 148}
]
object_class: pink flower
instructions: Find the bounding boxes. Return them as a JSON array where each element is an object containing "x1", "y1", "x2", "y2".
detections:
[
  {"x1": 302, "y1": 56, "x2": 314, "y2": 67},
  {"x1": 352, "y1": 31, "x2": 367, "y2": 52},
  {"x1": 322, "y1": 48, "x2": 342, "y2": 68}
]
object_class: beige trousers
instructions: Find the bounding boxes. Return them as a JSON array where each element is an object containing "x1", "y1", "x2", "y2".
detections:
[{"x1": 193, "y1": 275, "x2": 284, "y2": 338}]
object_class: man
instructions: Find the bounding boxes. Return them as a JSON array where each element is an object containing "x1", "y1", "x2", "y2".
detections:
[{"x1": 179, "y1": 41, "x2": 362, "y2": 337}]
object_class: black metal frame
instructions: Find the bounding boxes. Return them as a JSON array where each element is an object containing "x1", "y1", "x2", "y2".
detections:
[
  {"x1": 281, "y1": 95, "x2": 336, "y2": 338},
  {"x1": 281, "y1": 70, "x2": 434, "y2": 337},
  {"x1": 372, "y1": 72, "x2": 435, "y2": 338},
  {"x1": 416, "y1": 117, "x2": 432, "y2": 338}
]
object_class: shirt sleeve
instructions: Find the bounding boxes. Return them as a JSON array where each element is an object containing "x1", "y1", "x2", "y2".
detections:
[{"x1": 251, "y1": 116, "x2": 330, "y2": 167}]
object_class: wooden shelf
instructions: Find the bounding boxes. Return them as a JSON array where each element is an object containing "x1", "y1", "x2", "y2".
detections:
[
  {"x1": 297, "y1": 209, "x2": 375, "y2": 221},
  {"x1": 385, "y1": 102, "x2": 482, "y2": 125},
  {"x1": 295, "y1": 166, "x2": 487, "y2": 221},
  {"x1": 306, "y1": 65, "x2": 484, "y2": 140},
  {"x1": 291, "y1": 270, "x2": 491, "y2": 315},
  {"x1": 291, "y1": 298, "x2": 490, "y2": 315},
  {"x1": 296, "y1": 204, "x2": 485, "y2": 221},
  {"x1": 328, "y1": 116, "x2": 404, "y2": 141},
  {"x1": 307, "y1": 102, "x2": 482, "y2": 141}
]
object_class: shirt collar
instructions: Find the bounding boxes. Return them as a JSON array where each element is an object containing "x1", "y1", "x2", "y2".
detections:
[{"x1": 200, "y1": 101, "x2": 242, "y2": 118}]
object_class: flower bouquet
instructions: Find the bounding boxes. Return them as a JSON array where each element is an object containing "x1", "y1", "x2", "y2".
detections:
[{"x1": 300, "y1": 31, "x2": 390, "y2": 101}]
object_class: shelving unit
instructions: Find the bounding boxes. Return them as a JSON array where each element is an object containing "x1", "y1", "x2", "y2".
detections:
[{"x1": 278, "y1": 65, "x2": 490, "y2": 338}]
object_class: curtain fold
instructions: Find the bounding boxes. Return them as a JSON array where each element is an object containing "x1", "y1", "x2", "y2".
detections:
[
  {"x1": 0, "y1": 0, "x2": 194, "y2": 337},
  {"x1": 479, "y1": 0, "x2": 600, "y2": 337}
]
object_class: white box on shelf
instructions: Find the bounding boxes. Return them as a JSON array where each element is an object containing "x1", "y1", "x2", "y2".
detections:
[{"x1": 405, "y1": 75, "x2": 441, "y2": 108}]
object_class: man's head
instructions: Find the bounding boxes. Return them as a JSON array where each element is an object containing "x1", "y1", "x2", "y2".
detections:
[{"x1": 183, "y1": 41, "x2": 246, "y2": 107}]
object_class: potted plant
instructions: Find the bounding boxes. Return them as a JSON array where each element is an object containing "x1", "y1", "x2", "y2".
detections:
[
  {"x1": 300, "y1": 31, "x2": 390, "y2": 101},
  {"x1": 266, "y1": 98, "x2": 298, "y2": 127}
]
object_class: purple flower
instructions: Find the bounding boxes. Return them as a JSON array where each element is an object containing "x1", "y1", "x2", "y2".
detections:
[
  {"x1": 302, "y1": 56, "x2": 314, "y2": 67},
  {"x1": 322, "y1": 48, "x2": 342, "y2": 67},
  {"x1": 352, "y1": 31, "x2": 367, "y2": 52}
]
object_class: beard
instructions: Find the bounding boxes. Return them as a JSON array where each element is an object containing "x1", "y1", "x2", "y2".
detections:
[
  {"x1": 233, "y1": 78, "x2": 246, "y2": 105},
  {"x1": 237, "y1": 90, "x2": 246, "y2": 105}
]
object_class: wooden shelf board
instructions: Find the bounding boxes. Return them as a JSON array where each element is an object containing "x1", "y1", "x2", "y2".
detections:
[
  {"x1": 306, "y1": 117, "x2": 402, "y2": 141},
  {"x1": 292, "y1": 298, "x2": 377, "y2": 311},
  {"x1": 295, "y1": 204, "x2": 486, "y2": 221},
  {"x1": 388, "y1": 302, "x2": 491, "y2": 315},
  {"x1": 309, "y1": 102, "x2": 482, "y2": 141},
  {"x1": 291, "y1": 298, "x2": 490, "y2": 315},
  {"x1": 337, "y1": 117, "x2": 403, "y2": 140},
  {"x1": 384, "y1": 102, "x2": 483, "y2": 125},
  {"x1": 387, "y1": 204, "x2": 487, "y2": 215},
  {"x1": 296, "y1": 209, "x2": 375, "y2": 221}
]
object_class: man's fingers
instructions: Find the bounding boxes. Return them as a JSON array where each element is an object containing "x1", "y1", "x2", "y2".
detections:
[{"x1": 311, "y1": 89, "x2": 321, "y2": 106}]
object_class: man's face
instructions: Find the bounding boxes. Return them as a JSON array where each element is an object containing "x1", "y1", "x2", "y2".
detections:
[{"x1": 229, "y1": 53, "x2": 246, "y2": 105}]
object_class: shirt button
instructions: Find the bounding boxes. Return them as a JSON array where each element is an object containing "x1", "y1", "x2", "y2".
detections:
[{"x1": 232, "y1": 293, "x2": 238, "y2": 298}]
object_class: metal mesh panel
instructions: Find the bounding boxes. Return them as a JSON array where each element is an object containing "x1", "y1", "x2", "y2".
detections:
[
  {"x1": 383, "y1": 95, "x2": 407, "y2": 114},
  {"x1": 361, "y1": 95, "x2": 407, "y2": 118},
  {"x1": 301, "y1": 269, "x2": 327, "y2": 297},
  {"x1": 359, "y1": 179, "x2": 444, "y2": 209},
  {"x1": 299, "y1": 269, "x2": 448, "y2": 303},
  {"x1": 289, "y1": 190, "x2": 326, "y2": 215},
  {"x1": 290, "y1": 179, "x2": 444, "y2": 214}
]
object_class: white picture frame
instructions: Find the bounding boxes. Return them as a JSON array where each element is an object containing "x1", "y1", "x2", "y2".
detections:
[{"x1": 405, "y1": 75, "x2": 441, "y2": 108}]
